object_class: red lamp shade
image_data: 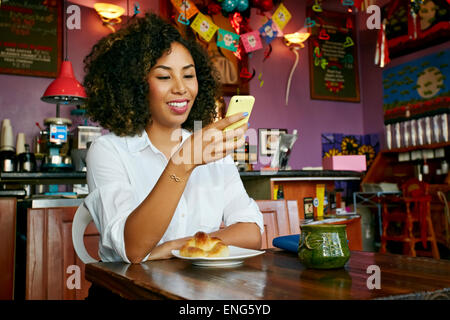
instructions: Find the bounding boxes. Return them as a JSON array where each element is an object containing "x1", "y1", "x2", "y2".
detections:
[{"x1": 41, "y1": 61, "x2": 87, "y2": 104}]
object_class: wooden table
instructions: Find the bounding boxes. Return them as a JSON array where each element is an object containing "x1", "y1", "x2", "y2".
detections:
[{"x1": 85, "y1": 250, "x2": 450, "y2": 300}]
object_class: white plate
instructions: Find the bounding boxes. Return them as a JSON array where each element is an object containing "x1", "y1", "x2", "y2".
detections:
[{"x1": 172, "y1": 246, "x2": 265, "y2": 267}]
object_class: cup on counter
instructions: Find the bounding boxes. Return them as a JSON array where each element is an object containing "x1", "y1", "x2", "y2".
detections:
[
  {"x1": 16, "y1": 133, "x2": 26, "y2": 155},
  {"x1": 1, "y1": 122, "x2": 15, "y2": 152}
]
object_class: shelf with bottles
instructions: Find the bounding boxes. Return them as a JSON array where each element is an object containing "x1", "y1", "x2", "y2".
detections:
[
  {"x1": 384, "y1": 112, "x2": 449, "y2": 151},
  {"x1": 364, "y1": 142, "x2": 449, "y2": 186}
]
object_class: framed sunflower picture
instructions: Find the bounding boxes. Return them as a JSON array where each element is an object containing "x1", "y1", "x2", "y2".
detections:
[{"x1": 321, "y1": 133, "x2": 380, "y2": 168}]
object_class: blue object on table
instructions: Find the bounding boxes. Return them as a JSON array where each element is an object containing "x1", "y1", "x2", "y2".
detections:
[{"x1": 272, "y1": 234, "x2": 300, "y2": 253}]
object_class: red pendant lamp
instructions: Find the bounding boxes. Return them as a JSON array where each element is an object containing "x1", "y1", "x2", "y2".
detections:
[
  {"x1": 41, "y1": 0, "x2": 86, "y2": 107},
  {"x1": 41, "y1": 60, "x2": 86, "y2": 104}
]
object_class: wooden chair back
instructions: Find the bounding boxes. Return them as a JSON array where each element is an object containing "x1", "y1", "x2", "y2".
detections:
[
  {"x1": 0, "y1": 198, "x2": 17, "y2": 300},
  {"x1": 256, "y1": 200, "x2": 300, "y2": 249}
]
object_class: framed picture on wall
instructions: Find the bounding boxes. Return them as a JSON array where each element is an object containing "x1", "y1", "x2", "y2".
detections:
[
  {"x1": 259, "y1": 128, "x2": 287, "y2": 156},
  {"x1": 0, "y1": 1, "x2": 63, "y2": 78},
  {"x1": 307, "y1": 9, "x2": 360, "y2": 102}
]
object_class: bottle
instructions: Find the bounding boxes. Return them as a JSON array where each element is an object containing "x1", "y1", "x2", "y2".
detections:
[
  {"x1": 442, "y1": 160, "x2": 448, "y2": 175},
  {"x1": 422, "y1": 159, "x2": 430, "y2": 183},
  {"x1": 277, "y1": 185, "x2": 284, "y2": 199}
]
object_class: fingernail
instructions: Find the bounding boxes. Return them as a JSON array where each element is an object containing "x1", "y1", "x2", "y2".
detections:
[{"x1": 243, "y1": 112, "x2": 249, "y2": 117}]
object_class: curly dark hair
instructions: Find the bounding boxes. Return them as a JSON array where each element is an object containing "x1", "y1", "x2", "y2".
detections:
[{"x1": 83, "y1": 13, "x2": 220, "y2": 136}]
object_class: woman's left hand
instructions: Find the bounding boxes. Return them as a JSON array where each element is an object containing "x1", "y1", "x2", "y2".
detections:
[{"x1": 146, "y1": 237, "x2": 189, "y2": 261}]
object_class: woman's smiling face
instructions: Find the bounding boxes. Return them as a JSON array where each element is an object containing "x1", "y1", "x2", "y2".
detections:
[{"x1": 147, "y1": 41, "x2": 198, "y2": 129}]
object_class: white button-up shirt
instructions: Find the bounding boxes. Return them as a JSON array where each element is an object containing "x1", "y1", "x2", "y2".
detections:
[{"x1": 84, "y1": 129, "x2": 264, "y2": 263}]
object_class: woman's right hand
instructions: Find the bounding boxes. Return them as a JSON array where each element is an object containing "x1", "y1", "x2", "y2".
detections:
[{"x1": 171, "y1": 112, "x2": 248, "y2": 173}]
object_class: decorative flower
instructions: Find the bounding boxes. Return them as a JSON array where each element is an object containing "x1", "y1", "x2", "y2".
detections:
[
  {"x1": 324, "y1": 148, "x2": 341, "y2": 158},
  {"x1": 358, "y1": 144, "x2": 376, "y2": 167},
  {"x1": 341, "y1": 136, "x2": 359, "y2": 155}
]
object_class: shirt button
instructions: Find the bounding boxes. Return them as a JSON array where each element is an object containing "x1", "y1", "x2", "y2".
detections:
[{"x1": 181, "y1": 213, "x2": 185, "y2": 218}]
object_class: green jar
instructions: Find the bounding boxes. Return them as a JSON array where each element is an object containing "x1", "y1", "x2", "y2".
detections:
[{"x1": 298, "y1": 224, "x2": 350, "y2": 269}]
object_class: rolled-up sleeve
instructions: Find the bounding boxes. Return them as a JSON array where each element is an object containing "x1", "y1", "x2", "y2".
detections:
[
  {"x1": 85, "y1": 139, "x2": 139, "y2": 263},
  {"x1": 222, "y1": 156, "x2": 264, "y2": 233}
]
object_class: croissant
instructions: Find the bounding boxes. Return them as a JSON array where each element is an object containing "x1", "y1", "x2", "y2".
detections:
[{"x1": 179, "y1": 231, "x2": 230, "y2": 258}]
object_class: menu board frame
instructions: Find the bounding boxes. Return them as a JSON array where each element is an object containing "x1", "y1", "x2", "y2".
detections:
[
  {"x1": 308, "y1": 9, "x2": 360, "y2": 103},
  {"x1": 0, "y1": 1, "x2": 63, "y2": 78}
]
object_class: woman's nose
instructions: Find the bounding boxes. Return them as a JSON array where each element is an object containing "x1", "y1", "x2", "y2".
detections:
[{"x1": 172, "y1": 76, "x2": 187, "y2": 94}]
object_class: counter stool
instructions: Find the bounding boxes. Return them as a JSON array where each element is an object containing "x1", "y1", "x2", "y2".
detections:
[{"x1": 380, "y1": 179, "x2": 440, "y2": 259}]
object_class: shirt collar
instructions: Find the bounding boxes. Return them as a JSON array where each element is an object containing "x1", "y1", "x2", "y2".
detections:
[{"x1": 125, "y1": 128, "x2": 192, "y2": 154}]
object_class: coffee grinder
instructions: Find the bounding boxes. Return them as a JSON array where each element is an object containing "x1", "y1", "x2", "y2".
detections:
[{"x1": 40, "y1": 114, "x2": 73, "y2": 171}]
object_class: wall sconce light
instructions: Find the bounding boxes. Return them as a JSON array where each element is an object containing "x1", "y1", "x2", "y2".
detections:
[
  {"x1": 284, "y1": 31, "x2": 310, "y2": 106},
  {"x1": 94, "y1": 3, "x2": 125, "y2": 32}
]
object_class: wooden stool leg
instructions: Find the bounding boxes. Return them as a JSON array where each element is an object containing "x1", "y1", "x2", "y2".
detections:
[
  {"x1": 426, "y1": 211, "x2": 440, "y2": 260},
  {"x1": 406, "y1": 204, "x2": 416, "y2": 257},
  {"x1": 380, "y1": 205, "x2": 389, "y2": 254}
]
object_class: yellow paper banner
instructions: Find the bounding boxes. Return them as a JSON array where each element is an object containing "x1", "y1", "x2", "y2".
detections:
[
  {"x1": 273, "y1": 3, "x2": 292, "y2": 30},
  {"x1": 191, "y1": 12, "x2": 218, "y2": 42}
]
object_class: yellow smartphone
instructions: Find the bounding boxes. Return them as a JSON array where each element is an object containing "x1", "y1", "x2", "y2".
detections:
[{"x1": 223, "y1": 95, "x2": 255, "y2": 131}]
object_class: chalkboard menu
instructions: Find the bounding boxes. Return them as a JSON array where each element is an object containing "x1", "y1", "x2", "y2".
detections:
[
  {"x1": 0, "y1": 1, "x2": 62, "y2": 78},
  {"x1": 308, "y1": 10, "x2": 360, "y2": 102}
]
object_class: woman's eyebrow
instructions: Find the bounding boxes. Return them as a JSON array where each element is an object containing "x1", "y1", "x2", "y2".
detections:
[{"x1": 154, "y1": 64, "x2": 194, "y2": 70}]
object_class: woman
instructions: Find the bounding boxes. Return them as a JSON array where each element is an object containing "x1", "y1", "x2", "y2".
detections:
[{"x1": 83, "y1": 13, "x2": 263, "y2": 264}]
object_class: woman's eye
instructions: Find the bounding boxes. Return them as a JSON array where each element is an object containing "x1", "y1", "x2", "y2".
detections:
[
  {"x1": 184, "y1": 74, "x2": 195, "y2": 79},
  {"x1": 156, "y1": 76, "x2": 170, "y2": 80}
]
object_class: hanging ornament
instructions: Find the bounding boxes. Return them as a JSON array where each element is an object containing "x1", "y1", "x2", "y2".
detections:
[
  {"x1": 251, "y1": 0, "x2": 262, "y2": 9},
  {"x1": 208, "y1": 2, "x2": 222, "y2": 15},
  {"x1": 346, "y1": 17, "x2": 353, "y2": 29},
  {"x1": 312, "y1": 0, "x2": 322, "y2": 12},
  {"x1": 239, "y1": 67, "x2": 255, "y2": 81},
  {"x1": 263, "y1": 44, "x2": 272, "y2": 62},
  {"x1": 375, "y1": 19, "x2": 390, "y2": 68},
  {"x1": 409, "y1": 1, "x2": 419, "y2": 40},
  {"x1": 230, "y1": 12, "x2": 243, "y2": 34},
  {"x1": 222, "y1": 0, "x2": 238, "y2": 12},
  {"x1": 260, "y1": 0, "x2": 274, "y2": 12},
  {"x1": 237, "y1": 0, "x2": 249, "y2": 12}
]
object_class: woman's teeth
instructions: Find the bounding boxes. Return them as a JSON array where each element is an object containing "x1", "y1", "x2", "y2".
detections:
[{"x1": 168, "y1": 101, "x2": 187, "y2": 108}]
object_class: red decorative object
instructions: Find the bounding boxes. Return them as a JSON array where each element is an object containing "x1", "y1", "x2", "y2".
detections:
[
  {"x1": 346, "y1": 17, "x2": 353, "y2": 29},
  {"x1": 41, "y1": 61, "x2": 87, "y2": 104},
  {"x1": 260, "y1": 0, "x2": 274, "y2": 11},
  {"x1": 230, "y1": 12, "x2": 243, "y2": 34},
  {"x1": 318, "y1": 28, "x2": 330, "y2": 40},
  {"x1": 325, "y1": 81, "x2": 344, "y2": 93},
  {"x1": 208, "y1": 3, "x2": 222, "y2": 15},
  {"x1": 251, "y1": 0, "x2": 262, "y2": 9}
]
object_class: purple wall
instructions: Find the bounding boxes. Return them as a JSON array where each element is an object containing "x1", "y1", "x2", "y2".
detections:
[
  {"x1": 0, "y1": 0, "x2": 448, "y2": 170},
  {"x1": 250, "y1": 0, "x2": 364, "y2": 169}
]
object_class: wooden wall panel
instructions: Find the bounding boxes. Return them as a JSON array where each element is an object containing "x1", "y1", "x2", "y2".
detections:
[
  {"x1": 0, "y1": 198, "x2": 17, "y2": 300},
  {"x1": 26, "y1": 207, "x2": 99, "y2": 300}
]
